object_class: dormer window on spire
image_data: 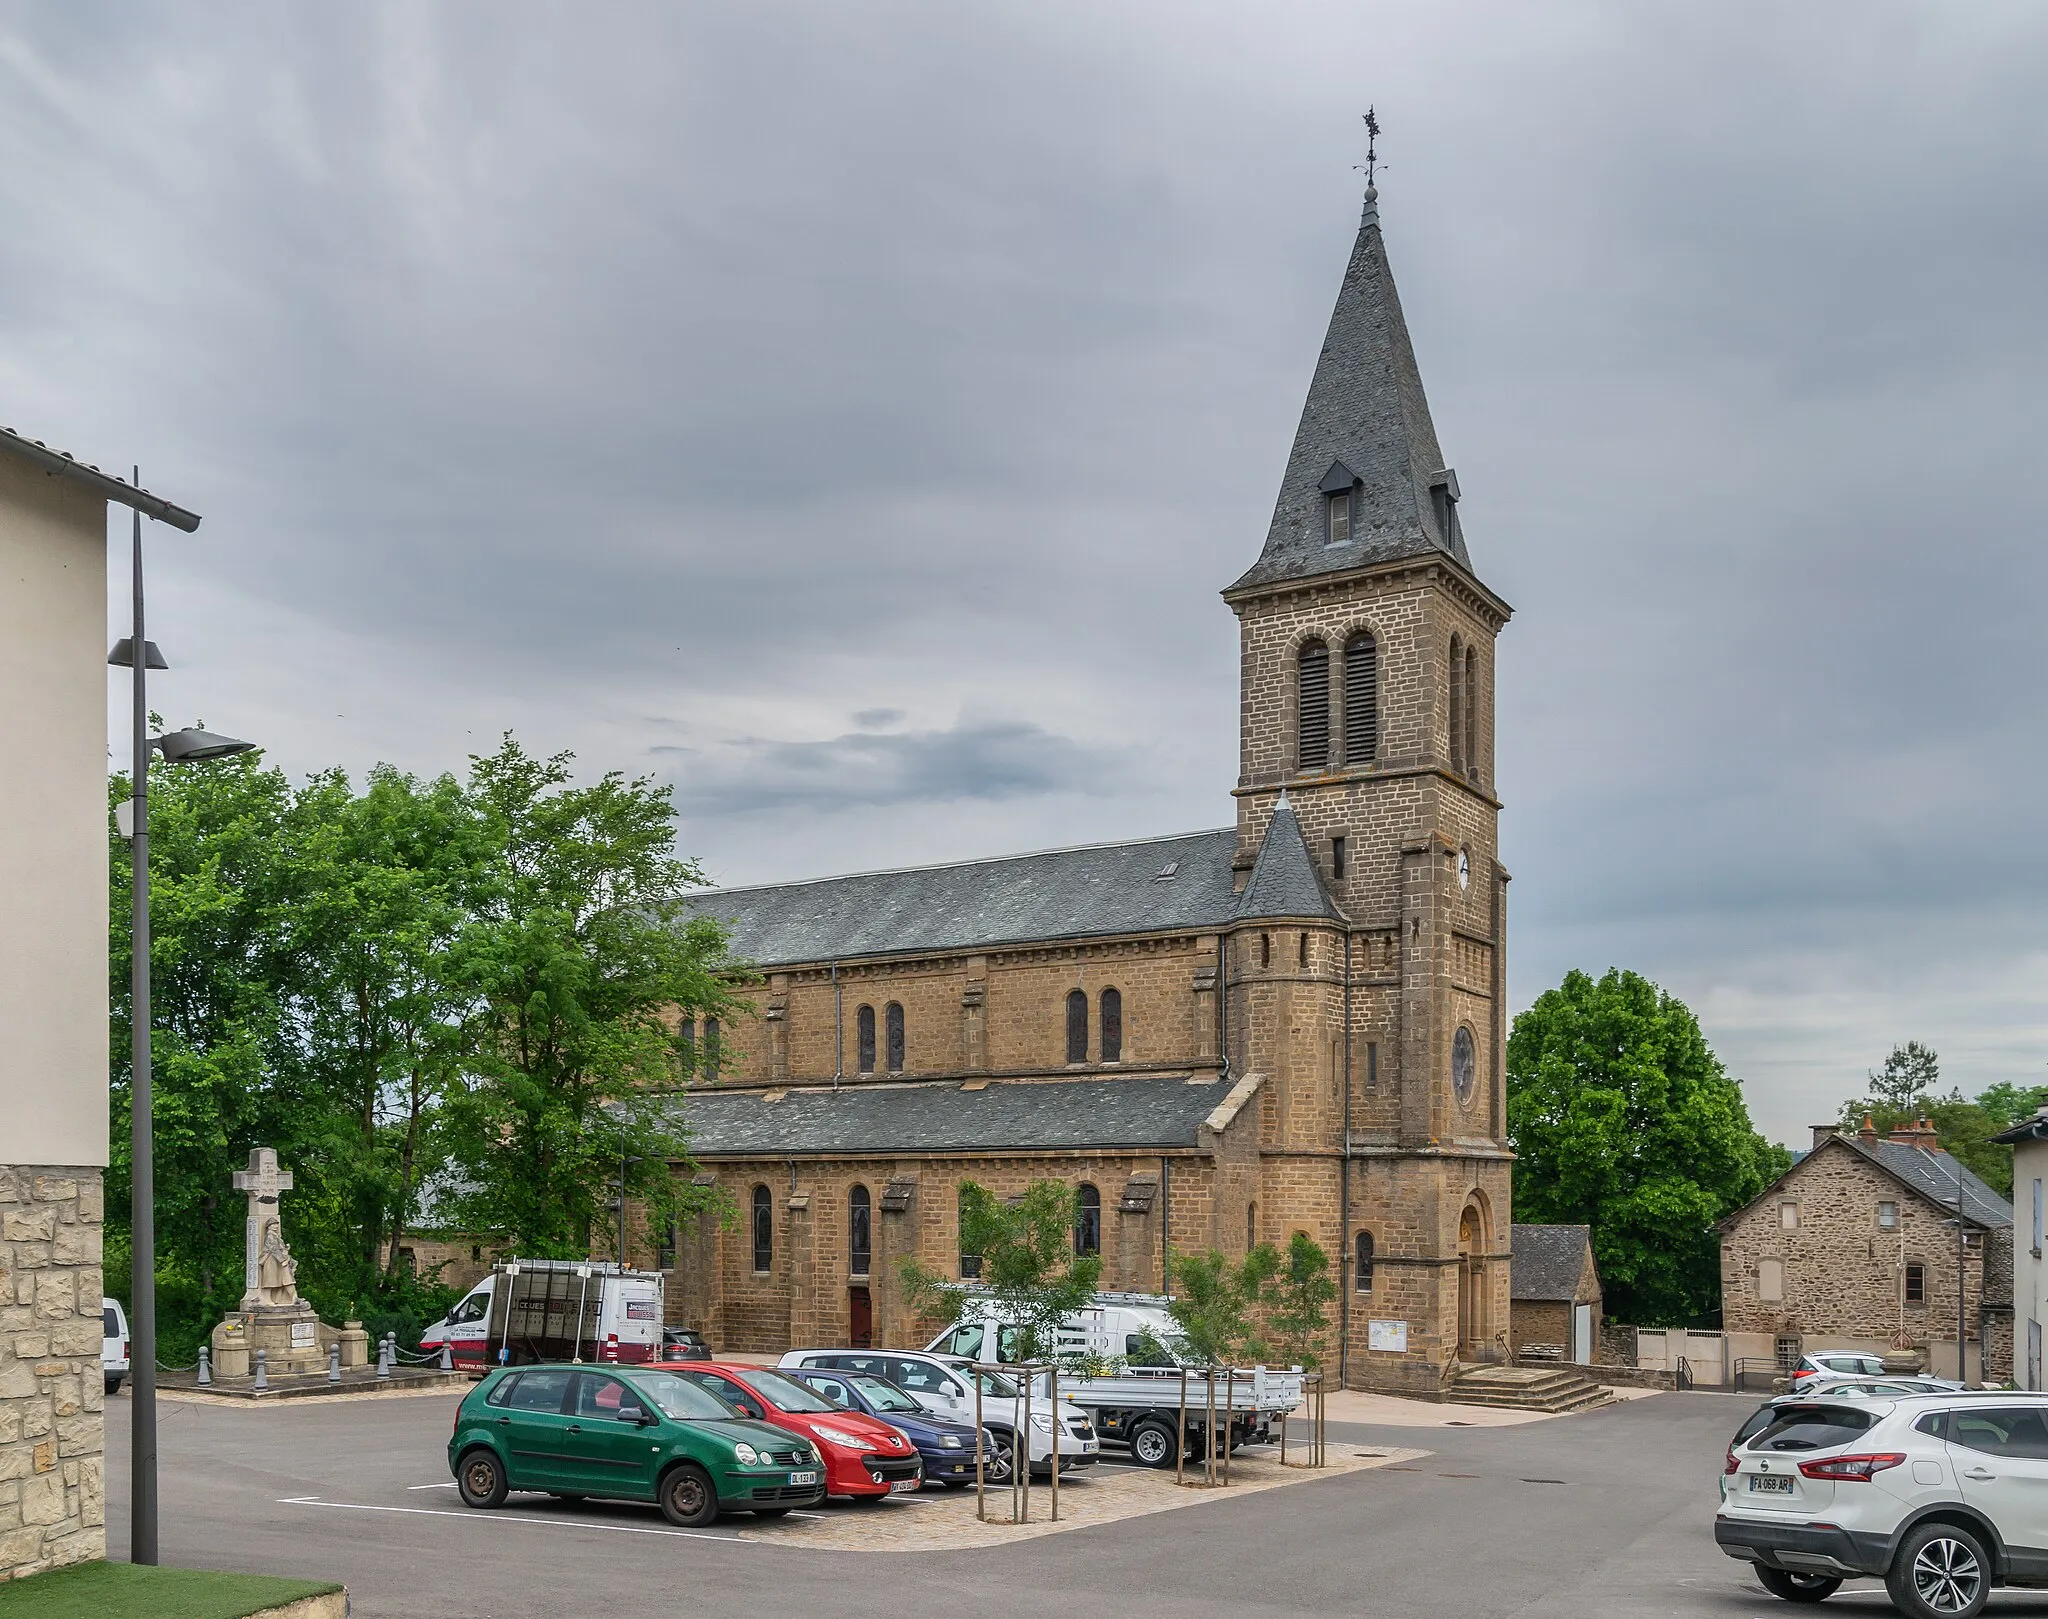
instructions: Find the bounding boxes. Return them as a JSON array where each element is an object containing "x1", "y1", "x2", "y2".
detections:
[{"x1": 1318, "y1": 461, "x2": 1359, "y2": 547}]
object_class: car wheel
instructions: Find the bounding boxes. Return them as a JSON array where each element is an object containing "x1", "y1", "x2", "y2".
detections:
[
  {"x1": 1129, "y1": 1419, "x2": 1179, "y2": 1469},
  {"x1": 104, "y1": 1377, "x2": 122, "y2": 1396},
  {"x1": 552, "y1": 1493, "x2": 587, "y2": 1504},
  {"x1": 979, "y1": 1427, "x2": 1016, "y2": 1484},
  {"x1": 658, "y1": 1463, "x2": 719, "y2": 1528},
  {"x1": 1755, "y1": 1566, "x2": 1842, "y2": 1603},
  {"x1": 1887, "y1": 1520, "x2": 1990, "y2": 1618},
  {"x1": 455, "y1": 1448, "x2": 507, "y2": 1509}
]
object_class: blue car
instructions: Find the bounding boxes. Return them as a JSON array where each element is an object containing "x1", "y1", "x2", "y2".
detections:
[{"x1": 790, "y1": 1367, "x2": 985, "y2": 1488}]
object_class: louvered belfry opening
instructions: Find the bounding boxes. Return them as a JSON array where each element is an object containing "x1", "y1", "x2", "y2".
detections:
[
  {"x1": 1344, "y1": 632, "x2": 1377, "y2": 764},
  {"x1": 1448, "y1": 633, "x2": 1467, "y2": 773},
  {"x1": 1297, "y1": 639, "x2": 1331, "y2": 771}
]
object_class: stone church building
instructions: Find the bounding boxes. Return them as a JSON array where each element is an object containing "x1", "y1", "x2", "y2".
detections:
[{"x1": 658, "y1": 183, "x2": 1514, "y2": 1395}]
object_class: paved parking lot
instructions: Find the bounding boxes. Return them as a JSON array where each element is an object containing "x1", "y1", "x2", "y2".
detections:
[{"x1": 100, "y1": 1387, "x2": 2048, "y2": 1617}]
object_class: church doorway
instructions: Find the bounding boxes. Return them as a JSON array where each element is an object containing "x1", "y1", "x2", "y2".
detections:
[
  {"x1": 849, "y1": 1285, "x2": 873, "y2": 1349},
  {"x1": 1457, "y1": 1203, "x2": 1486, "y2": 1358}
]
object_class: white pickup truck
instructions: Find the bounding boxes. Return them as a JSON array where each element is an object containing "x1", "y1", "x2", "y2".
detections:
[{"x1": 925, "y1": 1292, "x2": 1305, "y2": 1468}]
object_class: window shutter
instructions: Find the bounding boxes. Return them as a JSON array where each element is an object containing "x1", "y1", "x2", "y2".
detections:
[
  {"x1": 1343, "y1": 633, "x2": 1377, "y2": 764},
  {"x1": 1298, "y1": 641, "x2": 1331, "y2": 771}
]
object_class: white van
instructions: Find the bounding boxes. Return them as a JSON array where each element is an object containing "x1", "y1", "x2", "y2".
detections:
[
  {"x1": 102, "y1": 1297, "x2": 130, "y2": 1395},
  {"x1": 419, "y1": 1260, "x2": 663, "y2": 1368}
]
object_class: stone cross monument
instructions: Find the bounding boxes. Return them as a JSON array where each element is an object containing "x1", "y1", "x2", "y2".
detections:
[{"x1": 233, "y1": 1147, "x2": 300, "y2": 1310}]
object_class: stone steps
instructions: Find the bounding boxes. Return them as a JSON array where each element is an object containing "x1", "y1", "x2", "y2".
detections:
[{"x1": 1443, "y1": 1364, "x2": 1614, "y2": 1414}]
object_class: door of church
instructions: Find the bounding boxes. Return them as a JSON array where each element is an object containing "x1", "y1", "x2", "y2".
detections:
[
  {"x1": 1456, "y1": 1206, "x2": 1484, "y2": 1358},
  {"x1": 849, "y1": 1285, "x2": 873, "y2": 1349}
]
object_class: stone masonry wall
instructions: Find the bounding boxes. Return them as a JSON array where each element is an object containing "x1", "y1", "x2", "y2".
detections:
[{"x1": 0, "y1": 1167, "x2": 103, "y2": 1580}]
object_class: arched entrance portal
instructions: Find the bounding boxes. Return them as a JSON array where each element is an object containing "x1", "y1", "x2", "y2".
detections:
[{"x1": 1457, "y1": 1202, "x2": 1487, "y2": 1358}]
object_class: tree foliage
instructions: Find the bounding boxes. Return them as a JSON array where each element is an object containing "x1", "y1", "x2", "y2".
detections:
[
  {"x1": 1155, "y1": 1246, "x2": 1281, "y2": 1367},
  {"x1": 109, "y1": 733, "x2": 740, "y2": 1362},
  {"x1": 901, "y1": 1181, "x2": 1104, "y2": 1367},
  {"x1": 1834, "y1": 1042, "x2": 2048, "y2": 1199},
  {"x1": 1507, "y1": 968, "x2": 1789, "y2": 1329},
  {"x1": 1264, "y1": 1232, "x2": 1337, "y2": 1370}
]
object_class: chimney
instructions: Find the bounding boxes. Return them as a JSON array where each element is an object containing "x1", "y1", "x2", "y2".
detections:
[
  {"x1": 1810, "y1": 1124, "x2": 1840, "y2": 1152},
  {"x1": 1858, "y1": 1114, "x2": 1878, "y2": 1141},
  {"x1": 1888, "y1": 1116, "x2": 1943, "y2": 1151}
]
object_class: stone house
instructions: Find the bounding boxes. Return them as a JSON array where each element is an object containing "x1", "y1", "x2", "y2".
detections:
[
  {"x1": 1991, "y1": 1108, "x2": 2048, "y2": 1389},
  {"x1": 649, "y1": 181, "x2": 1518, "y2": 1397},
  {"x1": 0, "y1": 429, "x2": 201, "y2": 1578},
  {"x1": 1718, "y1": 1121, "x2": 2013, "y2": 1384},
  {"x1": 1508, "y1": 1225, "x2": 1602, "y2": 1363}
]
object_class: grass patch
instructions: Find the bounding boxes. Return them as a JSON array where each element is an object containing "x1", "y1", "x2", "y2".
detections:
[{"x1": 0, "y1": 1561, "x2": 340, "y2": 1618}]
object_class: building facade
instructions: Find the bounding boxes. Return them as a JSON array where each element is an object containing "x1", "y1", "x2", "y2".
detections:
[
  {"x1": 658, "y1": 183, "x2": 1515, "y2": 1394},
  {"x1": 0, "y1": 430, "x2": 199, "y2": 1578},
  {"x1": 1992, "y1": 1109, "x2": 2048, "y2": 1390},
  {"x1": 1718, "y1": 1122, "x2": 2013, "y2": 1384},
  {"x1": 1507, "y1": 1224, "x2": 1603, "y2": 1363}
]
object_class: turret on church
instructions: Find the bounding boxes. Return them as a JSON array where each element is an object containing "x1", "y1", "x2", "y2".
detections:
[{"x1": 656, "y1": 176, "x2": 1514, "y2": 1393}]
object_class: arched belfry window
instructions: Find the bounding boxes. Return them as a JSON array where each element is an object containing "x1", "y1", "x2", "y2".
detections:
[
  {"x1": 752, "y1": 1185, "x2": 774, "y2": 1273},
  {"x1": 1343, "y1": 632, "x2": 1378, "y2": 765},
  {"x1": 849, "y1": 1184, "x2": 872, "y2": 1275},
  {"x1": 1355, "y1": 1230, "x2": 1375, "y2": 1292},
  {"x1": 856, "y1": 1005, "x2": 876, "y2": 1074},
  {"x1": 1464, "y1": 644, "x2": 1480, "y2": 779},
  {"x1": 1065, "y1": 989, "x2": 1088, "y2": 1064},
  {"x1": 885, "y1": 1002, "x2": 905, "y2": 1073},
  {"x1": 1075, "y1": 1183, "x2": 1101, "y2": 1256},
  {"x1": 1449, "y1": 634, "x2": 1467, "y2": 773},
  {"x1": 1297, "y1": 639, "x2": 1331, "y2": 772},
  {"x1": 1099, "y1": 988, "x2": 1122, "y2": 1063}
]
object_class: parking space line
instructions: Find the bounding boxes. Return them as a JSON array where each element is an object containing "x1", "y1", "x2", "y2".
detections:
[
  {"x1": 276, "y1": 1497, "x2": 745, "y2": 1543},
  {"x1": 406, "y1": 1482, "x2": 457, "y2": 1490}
]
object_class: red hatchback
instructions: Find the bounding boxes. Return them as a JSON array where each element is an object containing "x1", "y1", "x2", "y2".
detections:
[{"x1": 667, "y1": 1363, "x2": 923, "y2": 1500}]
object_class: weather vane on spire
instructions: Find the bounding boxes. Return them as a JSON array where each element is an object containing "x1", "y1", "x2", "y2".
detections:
[{"x1": 1357, "y1": 106, "x2": 1382, "y2": 192}]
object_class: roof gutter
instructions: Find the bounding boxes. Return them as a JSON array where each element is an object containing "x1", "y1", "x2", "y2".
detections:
[{"x1": 0, "y1": 429, "x2": 201, "y2": 531}]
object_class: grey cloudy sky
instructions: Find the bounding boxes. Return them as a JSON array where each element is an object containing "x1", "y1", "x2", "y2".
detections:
[{"x1": 6, "y1": 1, "x2": 2044, "y2": 1145}]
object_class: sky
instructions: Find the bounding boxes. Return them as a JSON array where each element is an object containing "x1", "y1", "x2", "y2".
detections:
[{"x1": 4, "y1": 1, "x2": 2044, "y2": 1147}]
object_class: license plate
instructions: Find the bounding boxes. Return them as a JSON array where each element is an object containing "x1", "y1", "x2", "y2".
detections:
[
  {"x1": 1748, "y1": 1474, "x2": 1793, "y2": 1495},
  {"x1": 1082, "y1": 1440, "x2": 1098, "y2": 1452},
  {"x1": 789, "y1": 1471, "x2": 818, "y2": 1486},
  {"x1": 889, "y1": 1477, "x2": 919, "y2": 1493}
]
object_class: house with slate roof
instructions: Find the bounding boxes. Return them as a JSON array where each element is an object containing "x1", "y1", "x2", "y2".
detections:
[
  {"x1": 1508, "y1": 1225, "x2": 1603, "y2": 1362},
  {"x1": 1718, "y1": 1120, "x2": 2014, "y2": 1384},
  {"x1": 654, "y1": 177, "x2": 1516, "y2": 1395}
]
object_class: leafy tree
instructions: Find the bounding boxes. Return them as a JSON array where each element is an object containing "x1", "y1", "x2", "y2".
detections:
[
  {"x1": 901, "y1": 1180, "x2": 1103, "y2": 1366},
  {"x1": 1865, "y1": 1041, "x2": 1942, "y2": 1112},
  {"x1": 1265, "y1": 1231, "x2": 1337, "y2": 1369},
  {"x1": 1833, "y1": 1051, "x2": 2048, "y2": 1200},
  {"x1": 435, "y1": 737, "x2": 739, "y2": 1254},
  {"x1": 1507, "y1": 968, "x2": 1789, "y2": 1329},
  {"x1": 1155, "y1": 1246, "x2": 1281, "y2": 1367}
]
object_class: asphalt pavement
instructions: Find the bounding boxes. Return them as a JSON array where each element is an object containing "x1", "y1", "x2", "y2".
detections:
[{"x1": 100, "y1": 1386, "x2": 2048, "y2": 1618}]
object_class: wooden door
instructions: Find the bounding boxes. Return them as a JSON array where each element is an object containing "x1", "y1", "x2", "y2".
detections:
[{"x1": 849, "y1": 1285, "x2": 873, "y2": 1349}]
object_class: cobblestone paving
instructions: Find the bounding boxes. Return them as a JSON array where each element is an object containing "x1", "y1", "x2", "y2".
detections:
[{"x1": 733, "y1": 1443, "x2": 1431, "y2": 1551}]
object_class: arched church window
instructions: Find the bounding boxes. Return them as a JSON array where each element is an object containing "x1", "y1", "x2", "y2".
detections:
[
  {"x1": 849, "y1": 1184, "x2": 872, "y2": 1275},
  {"x1": 1344, "y1": 632, "x2": 1377, "y2": 764},
  {"x1": 1449, "y1": 634, "x2": 1467, "y2": 773},
  {"x1": 751, "y1": 1185, "x2": 774, "y2": 1273},
  {"x1": 1298, "y1": 932, "x2": 1309, "y2": 969},
  {"x1": 1259, "y1": 933, "x2": 1271, "y2": 970},
  {"x1": 1065, "y1": 990, "x2": 1088, "y2": 1064},
  {"x1": 856, "y1": 1004, "x2": 876, "y2": 1074},
  {"x1": 1297, "y1": 640, "x2": 1331, "y2": 771},
  {"x1": 959, "y1": 1185, "x2": 981, "y2": 1279},
  {"x1": 885, "y1": 1002, "x2": 905, "y2": 1073},
  {"x1": 1465, "y1": 644, "x2": 1480, "y2": 779},
  {"x1": 1355, "y1": 1230, "x2": 1375, "y2": 1292},
  {"x1": 1075, "y1": 1183, "x2": 1101, "y2": 1257},
  {"x1": 1246, "y1": 1201, "x2": 1258, "y2": 1252},
  {"x1": 703, "y1": 1017, "x2": 721, "y2": 1081},
  {"x1": 1099, "y1": 987, "x2": 1122, "y2": 1062}
]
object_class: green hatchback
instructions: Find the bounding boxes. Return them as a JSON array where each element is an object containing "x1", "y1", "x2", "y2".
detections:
[{"x1": 448, "y1": 1363, "x2": 826, "y2": 1526}]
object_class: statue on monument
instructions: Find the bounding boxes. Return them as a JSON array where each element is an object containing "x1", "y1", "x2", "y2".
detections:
[
  {"x1": 257, "y1": 1216, "x2": 299, "y2": 1307},
  {"x1": 233, "y1": 1146, "x2": 302, "y2": 1311}
]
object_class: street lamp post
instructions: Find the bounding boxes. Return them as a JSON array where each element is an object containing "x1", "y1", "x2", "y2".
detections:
[{"x1": 111, "y1": 481, "x2": 253, "y2": 1565}]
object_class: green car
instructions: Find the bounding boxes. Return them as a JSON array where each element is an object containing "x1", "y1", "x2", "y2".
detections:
[{"x1": 448, "y1": 1363, "x2": 826, "y2": 1526}]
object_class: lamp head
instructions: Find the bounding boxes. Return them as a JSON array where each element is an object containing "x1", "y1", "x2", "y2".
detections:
[{"x1": 153, "y1": 728, "x2": 255, "y2": 763}]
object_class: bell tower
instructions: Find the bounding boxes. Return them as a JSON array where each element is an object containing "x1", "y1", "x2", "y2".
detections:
[{"x1": 1224, "y1": 172, "x2": 1515, "y2": 1390}]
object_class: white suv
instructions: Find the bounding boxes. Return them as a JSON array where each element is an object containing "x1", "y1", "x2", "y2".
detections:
[{"x1": 1718, "y1": 1392, "x2": 2048, "y2": 1616}]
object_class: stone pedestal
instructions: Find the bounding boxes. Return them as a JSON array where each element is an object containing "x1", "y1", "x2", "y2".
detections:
[
  {"x1": 211, "y1": 1305, "x2": 333, "y2": 1378},
  {"x1": 338, "y1": 1320, "x2": 370, "y2": 1369}
]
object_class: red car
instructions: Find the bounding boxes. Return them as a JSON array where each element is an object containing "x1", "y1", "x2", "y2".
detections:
[{"x1": 665, "y1": 1362, "x2": 923, "y2": 1500}]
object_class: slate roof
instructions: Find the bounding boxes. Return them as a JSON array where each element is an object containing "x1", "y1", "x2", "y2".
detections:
[
  {"x1": 1229, "y1": 190, "x2": 1475, "y2": 597},
  {"x1": 0, "y1": 424, "x2": 202, "y2": 531},
  {"x1": 1510, "y1": 1224, "x2": 1596, "y2": 1302},
  {"x1": 1236, "y1": 795, "x2": 1342, "y2": 922},
  {"x1": 1848, "y1": 1137, "x2": 2012, "y2": 1229},
  {"x1": 665, "y1": 1074, "x2": 1229, "y2": 1158}
]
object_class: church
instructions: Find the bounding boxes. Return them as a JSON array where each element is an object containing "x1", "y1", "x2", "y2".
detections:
[{"x1": 660, "y1": 177, "x2": 1513, "y2": 1395}]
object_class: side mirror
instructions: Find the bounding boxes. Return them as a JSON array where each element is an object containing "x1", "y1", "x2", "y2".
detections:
[{"x1": 620, "y1": 1407, "x2": 652, "y2": 1425}]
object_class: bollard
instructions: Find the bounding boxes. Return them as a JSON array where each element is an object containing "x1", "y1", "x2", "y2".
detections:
[
  {"x1": 439, "y1": 1342, "x2": 453, "y2": 1372},
  {"x1": 329, "y1": 1343, "x2": 341, "y2": 1383},
  {"x1": 375, "y1": 1337, "x2": 391, "y2": 1379},
  {"x1": 253, "y1": 1348, "x2": 268, "y2": 1391},
  {"x1": 197, "y1": 1345, "x2": 212, "y2": 1387}
]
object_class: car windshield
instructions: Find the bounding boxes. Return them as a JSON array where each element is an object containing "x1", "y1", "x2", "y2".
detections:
[
  {"x1": 744, "y1": 1369, "x2": 842, "y2": 1414},
  {"x1": 1733, "y1": 1403, "x2": 1777, "y2": 1445},
  {"x1": 629, "y1": 1371, "x2": 743, "y2": 1422},
  {"x1": 850, "y1": 1376, "x2": 923, "y2": 1414},
  {"x1": 1748, "y1": 1404, "x2": 1878, "y2": 1453}
]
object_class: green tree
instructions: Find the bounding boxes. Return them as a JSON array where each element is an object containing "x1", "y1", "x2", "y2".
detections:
[
  {"x1": 1865, "y1": 1041, "x2": 1942, "y2": 1112},
  {"x1": 901, "y1": 1180, "x2": 1103, "y2": 1366},
  {"x1": 1154, "y1": 1246, "x2": 1281, "y2": 1367},
  {"x1": 435, "y1": 737, "x2": 739, "y2": 1254},
  {"x1": 1265, "y1": 1231, "x2": 1337, "y2": 1369},
  {"x1": 1507, "y1": 968, "x2": 1789, "y2": 1328},
  {"x1": 1833, "y1": 1050, "x2": 2048, "y2": 1200}
]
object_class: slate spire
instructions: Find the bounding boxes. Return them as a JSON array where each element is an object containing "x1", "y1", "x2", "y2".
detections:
[
  {"x1": 1236, "y1": 791, "x2": 1341, "y2": 921},
  {"x1": 1229, "y1": 178, "x2": 1473, "y2": 594}
]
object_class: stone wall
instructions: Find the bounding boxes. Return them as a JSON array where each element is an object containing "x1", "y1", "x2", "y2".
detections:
[{"x1": 0, "y1": 1167, "x2": 103, "y2": 1580}]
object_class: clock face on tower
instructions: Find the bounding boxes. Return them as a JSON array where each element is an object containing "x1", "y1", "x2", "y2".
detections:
[{"x1": 1457, "y1": 848, "x2": 1471, "y2": 891}]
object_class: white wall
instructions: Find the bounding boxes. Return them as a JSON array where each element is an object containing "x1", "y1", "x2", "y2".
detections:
[
  {"x1": 2016, "y1": 1139, "x2": 2048, "y2": 1389},
  {"x1": 0, "y1": 453, "x2": 109, "y2": 1166}
]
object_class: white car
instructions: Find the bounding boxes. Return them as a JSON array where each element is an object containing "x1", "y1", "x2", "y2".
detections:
[
  {"x1": 101, "y1": 1297, "x2": 130, "y2": 1395},
  {"x1": 1717, "y1": 1390, "x2": 2048, "y2": 1616},
  {"x1": 777, "y1": 1348, "x2": 1097, "y2": 1480}
]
